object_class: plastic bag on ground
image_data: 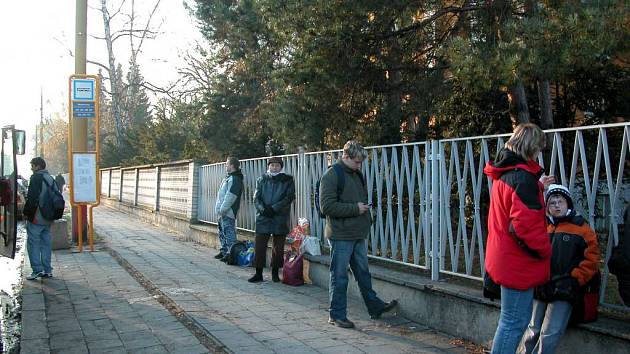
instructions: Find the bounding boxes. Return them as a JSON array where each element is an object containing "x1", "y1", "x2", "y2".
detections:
[{"x1": 300, "y1": 236, "x2": 321, "y2": 256}]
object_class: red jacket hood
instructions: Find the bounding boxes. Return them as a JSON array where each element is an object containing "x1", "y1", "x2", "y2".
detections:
[{"x1": 484, "y1": 148, "x2": 543, "y2": 181}]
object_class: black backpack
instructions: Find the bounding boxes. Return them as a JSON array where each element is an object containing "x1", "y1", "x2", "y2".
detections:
[
  {"x1": 226, "y1": 241, "x2": 247, "y2": 265},
  {"x1": 314, "y1": 164, "x2": 346, "y2": 218},
  {"x1": 39, "y1": 176, "x2": 65, "y2": 220}
]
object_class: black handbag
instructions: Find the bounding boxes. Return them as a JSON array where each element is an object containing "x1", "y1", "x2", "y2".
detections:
[
  {"x1": 534, "y1": 274, "x2": 580, "y2": 303},
  {"x1": 483, "y1": 272, "x2": 501, "y2": 300}
]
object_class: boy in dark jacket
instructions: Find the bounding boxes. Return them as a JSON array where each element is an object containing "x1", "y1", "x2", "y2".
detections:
[{"x1": 519, "y1": 184, "x2": 600, "y2": 354}]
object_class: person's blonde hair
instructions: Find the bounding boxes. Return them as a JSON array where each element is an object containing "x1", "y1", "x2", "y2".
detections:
[
  {"x1": 505, "y1": 123, "x2": 545, "y2": 160},
  {"x1": 343, "y1": 140, "x2": 368, "y2": 160}
]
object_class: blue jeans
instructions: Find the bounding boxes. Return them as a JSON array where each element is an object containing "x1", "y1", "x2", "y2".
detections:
[
  {"x1": 491, "y1": 286, "x2": 534, "y2": 354},
  {"x1": 26, "y1": 222, "x2": 53, "y2": 274},
  {"x1": 518, "y1": 299, "x2": 572, "y2": 354},
  {"x1": 218, "y1": 216, "x2": 237, "y2": 254},
  {"x1": 329, "y1": 239, "x2": 385, "y2": 320}
]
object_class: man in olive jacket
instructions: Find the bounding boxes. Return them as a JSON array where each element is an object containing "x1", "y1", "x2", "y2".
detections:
[{"x1": 319, "y1": 140, "x2": 397, "y2": 328}]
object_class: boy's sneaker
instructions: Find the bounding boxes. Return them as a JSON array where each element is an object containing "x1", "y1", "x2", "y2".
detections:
[
  {"x1": 26, "y1": 272, "x2": 44, "y2": 280},
  {"x1": 41, "y1": 272, "x2": 53, "y2": 278}
]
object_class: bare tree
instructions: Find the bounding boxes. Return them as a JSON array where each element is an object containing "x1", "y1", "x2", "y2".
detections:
[{"x1": 93, "y1": 0, "x2": 161, "y2": 145}]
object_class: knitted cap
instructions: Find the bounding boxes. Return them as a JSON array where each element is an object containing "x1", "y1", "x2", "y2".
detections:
[
  {"x1": 545, "y1": 184, "x2": 574, "y2": 209},
  {"x1": 267, "y1": 156, "x2": 284, "y2": 168}
]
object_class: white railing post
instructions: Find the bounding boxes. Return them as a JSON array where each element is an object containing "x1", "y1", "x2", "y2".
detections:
[
  {"x1": 154, "y1": 166, "x2": 160, "y2": 211},
  {"x1": 297, "y1": 147, "x2": 307, "y2": 219},
  {"x1": 431, "y1": 140, "x2": 440, "y2": 281},
  {"x1": 134, "y1": 168, "x2": 139, "y2": 206},
  {"x1": 107, "y1": 170, "x2": 111, "y2": 198},
  {"x1": 187, "y1": 161, "x2": 199, "y2": 221},
  {"x1": 118, "y1": 168, "x2": 123, "y2": 202}
]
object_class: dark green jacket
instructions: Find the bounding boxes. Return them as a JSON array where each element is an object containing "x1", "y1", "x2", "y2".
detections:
[
  {"x1": 254, "y1": 172, "x2": 295, "y2": 235},
  {"x1": 319, "y1": 160, "x2": 371, "y2": 240}
]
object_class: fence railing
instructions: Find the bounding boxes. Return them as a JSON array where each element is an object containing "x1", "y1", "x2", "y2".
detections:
[
  {"x1": 100, "y1": 160, "x2": 197, "y2": 219},
  {"x1": 101, "y1": 122, "x2": 630, "y2": 311}
]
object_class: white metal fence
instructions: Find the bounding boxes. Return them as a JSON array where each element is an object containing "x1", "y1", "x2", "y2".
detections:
[
  {"x1": 197, "y1": 154, "x2": 302, "y2": 231},
  {"x1": 100, "y1": 160, "x2": 196, "y2": 219},
  {"x1": 101, "y1": 122, "x2": 630, "y2": 310}
]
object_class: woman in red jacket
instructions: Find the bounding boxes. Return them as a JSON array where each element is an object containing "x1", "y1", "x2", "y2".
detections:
[{"x1": 483, "y1": 123, "x2": 552, "y2": 354}]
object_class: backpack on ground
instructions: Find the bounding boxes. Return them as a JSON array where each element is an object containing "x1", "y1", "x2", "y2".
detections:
[
  {"x1": 226, "y1": 241, "x2": 247, "y2": 265},
  {"x1": 39, "y1": 176, "x2": 65, "y2": 220},
  {"x1": 314, "y1": 164, "x2": 345, "y2": 218}
]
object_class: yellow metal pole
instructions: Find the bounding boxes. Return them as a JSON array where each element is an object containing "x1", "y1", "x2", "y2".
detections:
[
  {"x1": 73, "y1": 0, "x2": 88, "y2": 244},
  {"x1": 89, "y1": 206, "x2": 94, "y2": 251},
  {"x1": 77, "y1": 208, "x2": 83, "y2": 252}
]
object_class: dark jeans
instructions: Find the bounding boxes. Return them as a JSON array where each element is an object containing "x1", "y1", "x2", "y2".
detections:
[
  {"x1": 254, "y1": 233, "x2": 286, "y2": 268},
  {"x1": 329, "y1": 238, "x2": 385, "y2": 320}
]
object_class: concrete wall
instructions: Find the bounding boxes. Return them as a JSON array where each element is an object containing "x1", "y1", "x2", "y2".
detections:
[
  {"x1": 101, "y1": 198, "x2": 256, "y2": 248},
  {"x1": 306, "y1": 254, "x2": 630, "y2": 354},
  {"x1": 99, "y1": 200, "x2": 630, "y2": 353}
]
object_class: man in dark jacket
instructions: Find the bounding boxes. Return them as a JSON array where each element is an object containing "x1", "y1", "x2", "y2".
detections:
[
  {"x1": 248, "y1": 156, "x2": 295, "y2": 282},
  {"x1": 23, "y1": 157, "x2": 55, "y2": 280},
  {"x1": 319, "y1": 140, "x2": 397, "y2": 329}
]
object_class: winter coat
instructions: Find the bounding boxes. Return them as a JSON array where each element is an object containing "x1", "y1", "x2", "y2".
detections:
[
  {"x1": 609, "y1": 206, "x2": 630, "y2": 305},
  {"x1": 483, "y1": 148, "x2": 552, "y2": 290},
  {"x1": 534, "y1": 211, "x2": 600, "y2": 302},
  {"x1": 253, "y1": 172, "x2": 295, "y2": 235},
  {"x1": 319, "y1": 159, "x2": 371, "y2": 240},
  {"x1": 214, "y1": 169, "x2": 244, "y2": 219},
  {"x1": 23, "y1": 169, "x2": 55, "y2": 225},
  {"x1": 609, "y1": 206, "x2": 630, "y2": 277}
]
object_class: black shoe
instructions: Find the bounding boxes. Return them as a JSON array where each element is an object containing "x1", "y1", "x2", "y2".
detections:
[
  {"x1": 371, "y1": 300, "x2": 398, "y2": 319},
  {"x1": 220, "y1": 254, "x2": 229, "y2": 263},
  {"x1": 271, "y1": 268, "x2": 280, "y2": 283},
  {"x1": 41, "y1": 272, "x2": 53, "y2": 278},
  {"x1": 248, "y1": 274, "x2": 263, "y2": 283},
  {"x1": 26, "y1": 272, "x2": 44, "y2": 280},
  {"x1": 214, "y1": 252, "x2": 224, "y2": 259},
  {"x1": 328, "y1": 317, "x2": 354, "y2": 328},
  {"x1": 328, "y1": 317, "x2": 355, "y2": 329}
]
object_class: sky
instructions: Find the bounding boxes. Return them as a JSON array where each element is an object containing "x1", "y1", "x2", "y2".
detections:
[{"x1": 0, "y1": 0, "x2": 203, "y2": 175}]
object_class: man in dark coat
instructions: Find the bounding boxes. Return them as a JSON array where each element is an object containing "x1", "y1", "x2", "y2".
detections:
[{"x1": 248, "y1": 156, "x2": 295, "y2": 282}]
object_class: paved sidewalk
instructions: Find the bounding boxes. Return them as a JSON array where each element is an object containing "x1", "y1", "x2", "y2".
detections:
[
  {"x1": 20, "y1": 245, "x2": 209, "y2": 354},
  {"x1": 20, "y1": 207, "x2": 480, "y2": 353}
]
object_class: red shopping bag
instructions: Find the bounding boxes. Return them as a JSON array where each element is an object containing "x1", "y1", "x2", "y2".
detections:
[{"x1": 282, "y1": 252, "x2": 304, "y2": 286}]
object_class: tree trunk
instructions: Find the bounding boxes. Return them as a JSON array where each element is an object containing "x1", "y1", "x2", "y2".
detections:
[
  {"x1": 538, "y1": 79, "x2": 554, "y2": 129},
  {"x1": 101, "y1": 0, "x2": 123, "y2": 146},
  {"x1": 508, "y1": 79, "x2": 530, "y2": 125},
  {"x1": 381, "y1": 41, "x2": 403, "y2": 145}
]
